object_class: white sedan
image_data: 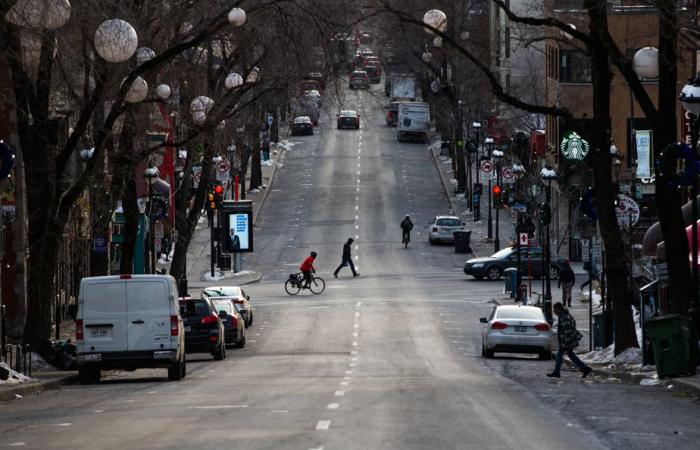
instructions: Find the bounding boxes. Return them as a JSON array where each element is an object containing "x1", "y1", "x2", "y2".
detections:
[
  {"x1": 304, "y1": 89, "x2": 322, "y2": 107},
  {"x1": 480, "y1": 305, "x2": 553, "y2": 359}
]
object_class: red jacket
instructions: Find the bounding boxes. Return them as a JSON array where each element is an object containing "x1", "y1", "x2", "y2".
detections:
[{"x1": 300, "y1": 256, "x2": 315, "y2": 272}]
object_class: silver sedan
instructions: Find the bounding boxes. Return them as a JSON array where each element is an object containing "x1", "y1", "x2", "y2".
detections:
[{"x1": 480, "y1": 305, "x2": 553, "y2": 359}]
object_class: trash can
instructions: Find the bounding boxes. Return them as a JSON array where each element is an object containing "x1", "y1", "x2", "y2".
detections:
[
  {"x1": 218, "y1": 254, "x2": 232, "y2": 271},
  {"x1": 503, "y1": 268, "x2": 517, "y2": 297},
  {"x1": 645, "y1": 314, "x2": 696, "y2": 378},
  {"x1": 454, "y1": 230, "x2": 472, "y2": 254},
  {"x1": 592, "y1": 312, "x2": 605, "y2": 350}
]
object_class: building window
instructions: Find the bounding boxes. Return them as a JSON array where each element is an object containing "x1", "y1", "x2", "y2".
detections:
[{"x1": 559, "y1": 50, "x2": 592, "y2": 83}]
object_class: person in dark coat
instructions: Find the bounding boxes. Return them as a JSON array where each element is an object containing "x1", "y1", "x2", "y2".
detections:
[
  {"x1": 558, "y1": 265, "x2": 576, "y2": 307},
  {"x1": 334, "y1": 238, "x2": 358, "y2": 278},
  {"x1": 400, "y1": 215, "x2": 414, "y2": 248},
  {"x1": 547, "y1": 303, "x2": 592, "y2": 378}
]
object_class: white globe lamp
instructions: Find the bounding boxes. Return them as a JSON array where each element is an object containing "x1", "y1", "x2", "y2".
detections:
[
  {"x1": 228, "y1": 8, "x2": 247, "y2": 27},
  {"x1": 192, "y1": 111, "x2": 206, "y2": 124},
  {"x1": 433, "y1": 37, "x2": 443, "y2": 48},
  {"x1": 136, "y1": 47, "x2": 155, "y2": 65},
  {"x1": 190, "y1": 96, "x2": 214, "y2": 114},
  {"x1": 5, "y1": 0, "x2": 71, "y2": 30},
  {"x1": 423, "y1": 9, "x2": 447, "y2": 34},
  {"x1": 422, "y1": 52, "x2": 432, "y2": 63},
  {"x1": 94, "y1": 19, "x2": 138, "y2": 63},
  {"x1": 225, "y1": 72, "x2": 244, "y2": 89},
  {"x1": 633, "y1": 47, "x2": 659, "y2": 79},
  {"x1": 680, "y1": 79, "x2": 700, "y2": 117},
  {"x1": 155, "y1": 84, "x2": 171, "y2": 100},
  {"x1": 124, "y1": 76, "x2": 148, "y2": 103}
]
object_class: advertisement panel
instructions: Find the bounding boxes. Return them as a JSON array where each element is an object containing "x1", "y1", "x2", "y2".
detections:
[{"x1": 222, "y1": 200, "x2": 253, "y2": 253}]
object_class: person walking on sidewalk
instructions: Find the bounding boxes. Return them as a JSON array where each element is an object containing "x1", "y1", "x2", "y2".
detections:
[
  {"x1": 334, "y1": 238, "x2": 359, "y2": 278},
  {"x1": 547, "y1": 303, "x2": 592, "y2": 378},
  {"x1": 400, "y1": 215, "x2": 413, "y2": 248},
  {"x1": 558, "y1": 265, "x2": 575, "y2": 307}
]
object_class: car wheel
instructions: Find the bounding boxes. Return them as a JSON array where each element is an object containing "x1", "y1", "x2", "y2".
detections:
[
  {"x1": 168, "y1": 356, "x2": 184, "y2": 381},
  {"x1": 78, "y1": 364, "x2": 101, "y2": 384},
  {"x1": 486, "y1": 266, "x2": 502, "y2": 280},
  {"x1": 550, "y1": 266, "x2": 561, "y2": 280},
  {"x1": 429, "y1": 237, "x2": 435, "y2": 245},
  {"x1": 483, "y1": 345, "x2": 494, "y2": 358},
  {"x1": 248, "y1": 311, "x2": 254, "y2": 327},
  {"x1": 236, "y1": 334, "x2": 246, "y2": 348},
  {"x1": 539, "y1": 351, "x2": 552, "y2": 361}
]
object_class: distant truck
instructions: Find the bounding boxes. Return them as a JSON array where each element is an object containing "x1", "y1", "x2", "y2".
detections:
[
  {"x1": 397, "y1": 101, "x2": 430, "y2": 143},
  {"x1": 391, "y1": 75, "x2": 416, "y2": 100}
]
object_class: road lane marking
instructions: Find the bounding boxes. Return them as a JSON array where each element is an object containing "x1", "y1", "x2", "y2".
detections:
[
  {"x1": 349, "y1": 363, "x2": 356, "y2": 367},
  {"x1": 356, "y1": 302, "x2": 361, "y2": 307},
  {"x1": 189, "y1": 405, "x2": 248, "y2": 409},
  {"x1": 328, "y1": 285, "x2": 347, "y2": 289},
  {"x1": 316, "y1": 420, "x2": 331, "y2": 431},
  {"x1": 7, "y1": 443, "x2": 26, "y2": 447},
  {"x1": 327, "y1": 403, "x2": 339, "y2": 409},
  {"x1": 340, "y1": 381, "x2": 349, "y2": 386},
  {"x1": 335, "y1": 390, "x2": 345, "y2": 396},
  {"x1": 271, "y1": 409, "x2": 288, "y2": 413},
  {"x1": 352, "y1": 342, "x2": 358, "y2": 346},
  {"x1": 53, "y1": 423, "x2": 72, "y2": 427},
  {"x1": 353, "y1": 332, "x2": 358, "y2": 337}
]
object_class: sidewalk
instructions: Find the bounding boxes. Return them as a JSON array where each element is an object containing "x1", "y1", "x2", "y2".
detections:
[
  {"x1": 159, "y1": 142, "x2": 287, "y2": 292},
  {"x1": 0, "y1": 370, "x2": 77, "y2": 402}
]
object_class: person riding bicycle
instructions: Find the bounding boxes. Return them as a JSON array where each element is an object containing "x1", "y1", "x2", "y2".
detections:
[
  {"x1": 400, "y1": 215, "x2": 414, "y2": 247},
  {"x1": 300, "y1": 251, "x2": 317, "y2": 289}
]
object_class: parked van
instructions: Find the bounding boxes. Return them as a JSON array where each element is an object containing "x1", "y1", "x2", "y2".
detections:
[{"x1": 76, "y1": 274, "x2": 186, "y2": 384}]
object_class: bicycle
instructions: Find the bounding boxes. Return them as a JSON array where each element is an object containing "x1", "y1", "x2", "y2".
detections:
[{"x1": 285, "y1": 272, "x2": 326, "y2": 295}]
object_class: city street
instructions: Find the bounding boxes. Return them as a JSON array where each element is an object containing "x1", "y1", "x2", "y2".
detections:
[{"x1": 1, "y1": 85, "x2": 698, "y2": 450}]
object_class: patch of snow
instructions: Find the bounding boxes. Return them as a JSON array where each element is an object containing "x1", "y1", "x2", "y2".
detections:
[
  {"x1": 442, "y1": 159, "x2": 452, "y2": 165},
  {"x1": 262, "y1": 184, "x2": 267, "y2": 188},
  {"x1": 249, "y1": 188, "x2": 260, "y2": 194},
  {"x1": 229, "y1": 270, "x2": 255, "y2": 277},
  {"x1": 640, "y1": 378, "x2": 661, "y2": 386},
  {"x1": 449, "y1": 179, "x2": 458, "y2": 185},
  {"x1": 261, "y1": 160, "x2": 275, "y2": 166},
  {"x1": 614, "y1": 347, "x2": 642, "y2": 365},
  {"x1": 0, "y1": 362, "x2": 32, "y2": 384},
  {"x1": 30, "y1": 353, "x2": 55, "y2": 371},
  {"x1": 201, "y1": 271, "x2": 225, "y2": 281},
  {"x1": 581, "y1": 344, "x2": 615, "y2": 364},
  {"x1": 455, "y1": 193, "x2": 466, "y2": 200}
]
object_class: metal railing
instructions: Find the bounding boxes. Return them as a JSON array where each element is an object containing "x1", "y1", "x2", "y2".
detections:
[{"x1": 1, "y1": 344, "x2": 32, "y2": 377}]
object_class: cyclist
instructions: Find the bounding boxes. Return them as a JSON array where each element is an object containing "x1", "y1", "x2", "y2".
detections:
[
  {"x1": 400, "y1": 215, "x2": 414, "y2": 248},
  {"x1": 300, "y1": 251, "x2": 317, "y2": 289}
]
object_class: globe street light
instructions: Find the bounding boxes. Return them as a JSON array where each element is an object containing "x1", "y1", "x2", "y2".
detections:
[
  {"x1": 144, "y1": 166, "x2": 160, "y2": 274},
  {"x1": 492, "y1": 149, "x2": 504, "y2": 252},
  {"x1": 540, "y1": 165, "x2": 557, "y2": 323},
  {"x1": 680, "y1": 77, "x2": 700, "y2": 331}
]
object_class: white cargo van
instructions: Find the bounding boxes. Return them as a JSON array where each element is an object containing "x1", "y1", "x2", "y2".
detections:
[
  {"x1": 397, "y1": 101, "x2": 430, "y2": 143},
  {"x1": 76, "y1": 274, "x2": 186, "y2": 384}
]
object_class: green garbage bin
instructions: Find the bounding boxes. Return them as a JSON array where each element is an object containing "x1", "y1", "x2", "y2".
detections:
[{"x1": 645, "y1": 315, "x2": 696, "y2": 378}]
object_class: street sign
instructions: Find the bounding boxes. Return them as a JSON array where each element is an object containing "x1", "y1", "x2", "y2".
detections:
[
  {"x1": 656, "y1": 263, "x2": 668, "y2": 281},
  {"x1": 216, "y1": 159, "x2": 230, "y2": 173},
  {"x1": 155, "y1": 221, "x2": 164, "y2": 238},
  {"x1": 519, "y1": 233, "x2": 529, "y2": 246},
  {"x1": 582, "y1": 239, "x2": 590, "y2": 263},
  {"x1": 615, "y1": 194, "x2": 640, "y2": 227},
  {"x1": 193, "y1": 165, "x2": 202, "y2": 189},
  {"x1": 480, "y1": 160, "x2": 493, "y2": 173},
  {"x1": 267, "y1": 115, "x2": 273, "y2": 126},
  {"x1": 154, "y1": 238, "x2": 161, "y2": 253},
  {"x1": 502, "y1": 167, "x2": 514, "y2": 180}
]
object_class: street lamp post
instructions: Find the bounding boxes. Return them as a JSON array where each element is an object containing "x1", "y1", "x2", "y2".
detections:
[
  {"x1": 512, "y1": 163, "x2": 526, "y2": 300},
  {"x1": 471, "y1": 122, "x2": 482, "y2": 214},
  {"x1": 680, "y1": 78, "x2": 700, "y2": 332},
  {"x1": 144, "y1": 166, "x2": 159, "y2": 274},
  {"x1": 492, "y1": 149, "x2": 504, "y2": 252},
  {"x1": 541, "y1": 165, "x2": 557, "y2": 323},
  {"x1": 484, "y1": 137, "x2": 494, "y2": 239}
]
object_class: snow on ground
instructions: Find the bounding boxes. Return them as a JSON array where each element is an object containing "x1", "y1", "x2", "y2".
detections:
[
  {"x1": 0, "y1": 362, "x2": 32, "y2": 384},
  {"x1": 30, "y1": 353, "x2": 55, "y2": 371},
  {"x1": 261, "y1": 159, "x2": 275, "y2": 166},
  {"x1": 228, "y1": 269, "x2": 255, "y2": 277},
  {"x1": 248, "y1": 188, "x2": 261, "y2": 194},
  {"x1": 201, "y1": 271, "x2": 225, "y2": 281},
  {"x1": 442, "y1": 159, "x2": 452, "y2": 165},
  {"x1": 276, "y1": 140, "x2": 299, "y2": 152}
]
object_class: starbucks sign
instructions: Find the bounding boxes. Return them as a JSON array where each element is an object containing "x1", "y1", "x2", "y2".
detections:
[{"x1": 560, "y1": 131, "x2": 590, "y2": 160}]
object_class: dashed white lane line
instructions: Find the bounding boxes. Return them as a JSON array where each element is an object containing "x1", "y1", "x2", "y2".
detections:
[
  {"x1": 351, "y1": 350, "x2": 359, "y2": 355},
  {"x1": 53, "y1": 423, "x2": 72, "y2": 427},
  {"x1": 353, "y1": 323, "x2": 359, "y2": 329},
  {"x1": 356, "y1": 179, "x2": 361, "y2": 183},
  {"x1": 335, "y1": 390, "x2": 345, "y2": 396},
  {"x1": 189, "y1": 405, "x2": 248, "y2": 410},
  {"x1": 355, "y1": 234, "x2": 359, "y2": 239},
  {"x1": 349, "y1": 363, "x2": 356, "y2": 367},
  {"x1": 7, "y1": 443, "x2": 26, "y2": 447},
  {"x1": 355, "y1": 312, "x2": 360, "y2": 317},
  {"x1": 352, "y1": 342, "x2": 358, "y2": 346},
  {"x1": 353, "y1": 332, "x2": 358, "y2": 337},
  {"x1": 271, "y1": 409, "x2": 288, "y2": 413},
  {"x1": 327, "y1": 403, "x2": 340, "y2": 410},
  {"x1": 316, "y1": 420, "x2": 331, "y2": 431},
  {"x1": 340, "y1": 381, "x2": 349, "y2": 386},
  {"x1": 356, "y1": 302, "x2": 362, "y2": 307},
  {"x1": 354, "y1": 255, "x2": 359, "y2": 260}
]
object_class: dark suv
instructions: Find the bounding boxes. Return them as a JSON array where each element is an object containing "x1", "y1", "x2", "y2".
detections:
[
  {"x1": 179, "y1": 297, "x2": 226, "y2": 360},
  {"x1": 463, "y1": 246, "x2": 571, "y2": 281}
]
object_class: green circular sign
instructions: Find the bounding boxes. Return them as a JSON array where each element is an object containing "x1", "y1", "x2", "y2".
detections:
[{"x1": 560, "y1": 131, "x2": 590, "y2": 160}]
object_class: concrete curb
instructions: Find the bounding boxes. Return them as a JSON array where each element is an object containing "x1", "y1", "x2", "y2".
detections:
[
  {"x1": 0, "y1": 374, "x2": 78, "y2": 402},
  {"x1": 191, "y1": 270, "x2": 263, "y2": 288},
  {"x1": 428, "y1": 145, "x2": 458, "y2": 216},
  {"x1": 252, "y1": 145, "x2": 285, "y2": 226},
  {"x1": 580, "y1": 364, "x2": 700, "y2": 397}
]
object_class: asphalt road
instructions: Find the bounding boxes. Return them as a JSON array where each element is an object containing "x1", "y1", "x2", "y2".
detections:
[{"x1": 1, "y1": 83, "x2": 698, "y2": 450}]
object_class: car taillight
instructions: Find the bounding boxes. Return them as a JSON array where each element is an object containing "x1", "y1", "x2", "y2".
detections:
[
  {"x1": 201, "y1": 314, "x2": 218, "y2": 325},
  {"x1": 234, "y1": 299, "x2": 244, "y2": 304},
  {"x1": 432, "y1": 227, "x2": 438, "y2": 232},
  {"x1": 76, "y1": 319, "x2": 84, "y2": 340},
  {"x1": 171, "y1": 315, "x2": 179, "y2": 336},
  {"x1": 534, "y1": 323, "x2": 550, "y2": 332},
  {"x1": 491, "y1": 321, "x2": 508, "y2": 330}
]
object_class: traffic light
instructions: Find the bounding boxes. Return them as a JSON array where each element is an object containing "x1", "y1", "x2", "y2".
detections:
[
  {"x1": 207, "y1": 191, "x2": 216, "y2": 210},
  {"x1": 492, "y1": 184, "x2": 502, "y2": 204},
  {"x1": 214, "y1": 184, "x2": 224, "y2": 209},
  {"x1": 539, "y1": 203, "x2": 551, "y2": 225}
]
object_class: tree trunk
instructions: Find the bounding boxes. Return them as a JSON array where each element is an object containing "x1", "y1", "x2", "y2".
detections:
[
  {"x1": 587, "y1": 0, "x2": 638, "y2": 353},
  {"x1": 250, "y1": 140, "x2": 262, "y2": 189},
  {"x1": 119, "y1": 177, "x2": 139, "y2": 274}
]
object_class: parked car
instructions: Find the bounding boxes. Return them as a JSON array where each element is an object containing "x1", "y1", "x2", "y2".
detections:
[
  {"x1": 291, "y1": 116, "x2": 314, "y2": 135},
  {"x1": 301, "y1": 79, "x2": 322, "y2": 95},
  {"x1": 202, "y1": 286, "x2": 254, "y2": 327},
  {"x1": 306, "y1": 72, "x2": 326, "y2": 91},
  {"x1": 480, "y1": 305, "x2": 553, "y2": 359},
  {"x1": 210, "y1": 298, "x2": 246, "y2": 348},
  {"x1": 463, "y1": 246, "x2": 571, "y2": 281},
  {"x1": 178, "y1": 297, "x2": 226, "y2": 360},
  {"x1": 428, "y1": 215, "x2": 467, "y2": 245},
  {"x1": 385, "y1": 102, "x2": 399, "y2": 126},
  {"x1": 364, "y1": 65, "x2": 380, "y2": 83},
  {"x1": 76, "y1": 274, "x2": 186, "y2": 384},
  {"x1": 349, "y1": 70, "x2": 369, "y2": 89},
  {"x1": 337, "y1": 110, "x2": 360, "y2": 129}
]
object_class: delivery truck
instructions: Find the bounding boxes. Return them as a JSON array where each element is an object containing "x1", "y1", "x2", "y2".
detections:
[{"x1": 397, "y1": 101, "x2": 430, "y2": 143}]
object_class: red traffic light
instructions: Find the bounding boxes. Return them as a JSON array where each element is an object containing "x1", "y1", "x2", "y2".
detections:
[
  {"x1": 492, "y1": 185, "x2": 502, "y2": 196},
  {"x1": 214, "y1": 185, "x2": 224, "y2": 195}
]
